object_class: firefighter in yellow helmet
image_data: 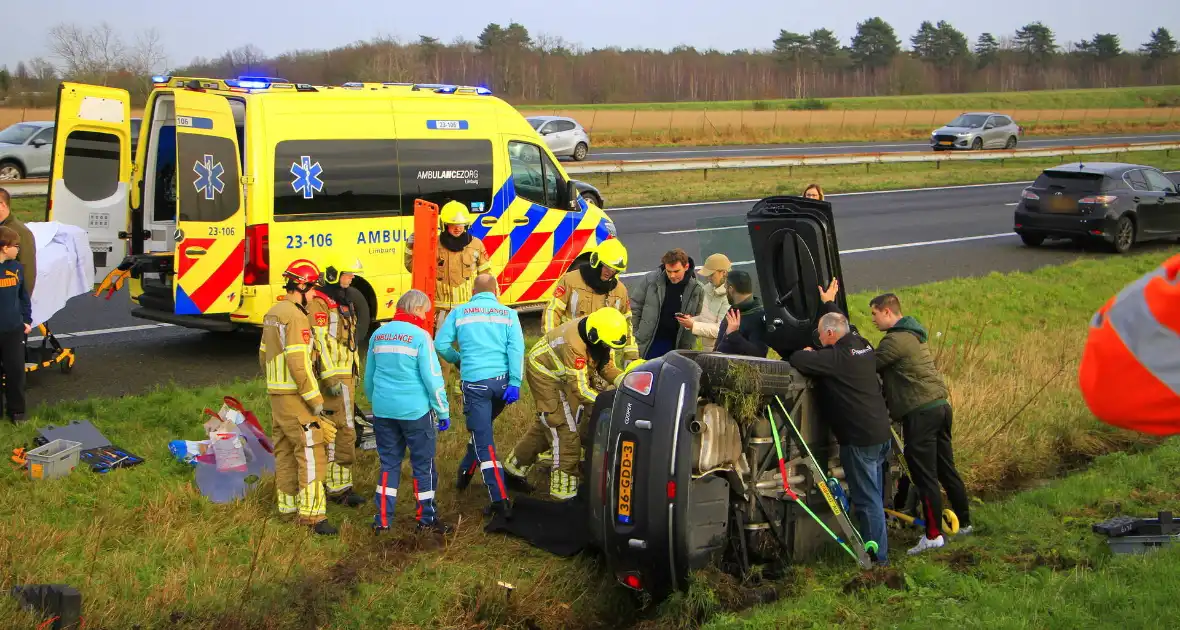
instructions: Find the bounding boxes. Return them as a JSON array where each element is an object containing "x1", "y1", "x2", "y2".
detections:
[
  {"x1": 306, "y1": 254, "x2": 366, "y2": 508},
  {"x1": 502, "y1": 307, "x2": 643, "y2": 500},
  {"x1": 260, "y1": 260, "x2": 338, "y2": 535},
  {"x1": 406, "y1": 200, "x2": 493, "y2": 404},
  {"x1": 543, "y1": 238, "x2": 639, "y2": 363}
]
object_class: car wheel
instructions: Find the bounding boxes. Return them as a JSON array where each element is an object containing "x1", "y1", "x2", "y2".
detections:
[
  {"x1": 690, "y1": 352, "x2": 803, "y2": 398},
  {"x1": 1005, "y1": 136, "x2": 1017, "y2": 149},
  {"x1": 1112, "y1": 216, "x2": 1136, "y2": 254},
  {"x1": 573, "y1": 142, "x2": 589, "y2": 161},
  {"x1": 971, "y1": 137, "x2": 983, "y2": 150},
  {"x1": 0, "y1": 161, "x2": 24, "y2": 181},
  {"x1": 1019, "y1": 232, "x2": 1045, "y2": 247},
  {"x1": 581, "y1": 192, "x2": 599, "y2": 208}
]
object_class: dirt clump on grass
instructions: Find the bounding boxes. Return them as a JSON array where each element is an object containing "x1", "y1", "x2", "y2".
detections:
[{"x1": 842, "y1": 568, "x2": 905, "y2": 594}]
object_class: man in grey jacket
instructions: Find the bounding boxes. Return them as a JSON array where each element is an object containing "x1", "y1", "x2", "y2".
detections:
[{"x1": 631, "y1": 248, "x2": 704, "y2": 359}]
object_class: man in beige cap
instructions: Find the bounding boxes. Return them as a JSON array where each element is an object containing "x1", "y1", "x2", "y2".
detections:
[{"x1": 676, "y1": 253, "x2": 732, "y2": 349}]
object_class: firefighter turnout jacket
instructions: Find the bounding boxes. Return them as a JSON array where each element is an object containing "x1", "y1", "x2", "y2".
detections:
[
  {"x1": 1079, "y1": 253, "x2": 1180, "y2": 436},
  {"x1": 306, "y1": 290, "x2": 359, "y2": 384},
  {"x1": 544, "y1": 265, "x2": 640, "y2": 362},
  {"x1": 528, "y1": 317, "x2": 626, "y2": 409},
  {"x1": 405, "y1": 231, "x2": 492, "y2": 310},
  {"x1": 260, "y1": 299, "x2": 324, "y2": 408}
]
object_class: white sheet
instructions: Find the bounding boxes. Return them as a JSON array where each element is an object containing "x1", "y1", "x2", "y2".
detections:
[{"x1": 26, "y1": 221, "x2": 95, "y2": 327}]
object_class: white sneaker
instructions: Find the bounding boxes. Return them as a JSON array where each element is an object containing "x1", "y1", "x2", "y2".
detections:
[
  {"x1": 957, "y1": 525, "x2": 974, "y2": 536},
  {"x1": 907, "y1": 535, "x2": 945, "y2": 556}
]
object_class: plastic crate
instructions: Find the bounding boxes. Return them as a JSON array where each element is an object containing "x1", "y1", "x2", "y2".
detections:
[{"x1": 26, "y1": 439, "x2": 83, "y2": 481}]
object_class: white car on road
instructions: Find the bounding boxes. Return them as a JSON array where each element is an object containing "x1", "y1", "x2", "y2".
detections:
[{"x1": 527, "y1": 115, "x2": 591, "y2": 161}]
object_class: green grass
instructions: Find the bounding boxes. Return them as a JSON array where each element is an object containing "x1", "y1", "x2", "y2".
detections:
[
  {"x1": 547, "y1": 85, "x2": 1180, "y2": 112},
  {"x1": 698, "y1": 438, "x2": 1180, "y2": 629},
  {"x1": 585, "y1": 149, "x2": 1180, "y2": 207},
  {"x1": 8, "y1": 195, "x2": 44, "y2": 223},
  {"x1": 3, "y1": 252, "x2": 1171, "y2": 628}
]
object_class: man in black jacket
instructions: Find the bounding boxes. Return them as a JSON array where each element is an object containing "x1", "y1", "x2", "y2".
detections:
[
  {"x1": 713, "y1": 270, "x2": 768, "y2": 357},
  {"x1": 788, "y1": 311, "x2": 892, "y2": 565}
]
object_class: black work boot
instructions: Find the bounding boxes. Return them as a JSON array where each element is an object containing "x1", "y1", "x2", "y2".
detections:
[
  {"x1": 312, "y1": 520, "x2": 339, "y2": 536},
  {"x1": 484, "y1": 500, "x2": 513, "y2": 520},
  {"x1": 416, "y1": 519, "x2": 454, "y2": 535},
  {"x1": 456, "y1": 465, "x2": 475, "y2": 492},
  {"x1": 328, "y1": 491, "x2": 368, "y2": 508}
]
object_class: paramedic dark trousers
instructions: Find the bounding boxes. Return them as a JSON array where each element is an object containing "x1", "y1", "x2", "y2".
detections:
[
  {"x1": 0, "y1": 329, "x2": 25, "y2": 419},
  {"x1": 371, "y1": 412, "x2": 440, "y2": 529},
  {"x1": 458, "y1": 375, "x2": 511, "y2": 503},
  {"x1": 903, "y1": 403, "x2": 972, "y2": 538}
]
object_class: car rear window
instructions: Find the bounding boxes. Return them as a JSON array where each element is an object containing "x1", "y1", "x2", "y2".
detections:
[{"x1": 1032, "y1": 171, "x2": 1111, "y2": 194}]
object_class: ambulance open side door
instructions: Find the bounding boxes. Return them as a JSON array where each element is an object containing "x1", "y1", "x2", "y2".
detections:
[
  {"x1": 170, "y1": 90, "x2": 246, "y2": 316},
  {"x1": 46, "y1": 83, "x2": 133, "y2": 282}
]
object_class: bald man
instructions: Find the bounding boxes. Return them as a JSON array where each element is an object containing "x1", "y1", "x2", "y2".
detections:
[{"x1": 434, "y1": 274, "x2": 524, "y2": 518}]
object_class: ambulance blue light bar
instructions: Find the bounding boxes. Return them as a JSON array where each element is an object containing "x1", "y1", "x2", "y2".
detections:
[
  {"x1": 151, "y1": 75, "x2": 171, "y2": 84},
  {"x1": 230, "y1": 76, "x2": 289, "y2": 90}
]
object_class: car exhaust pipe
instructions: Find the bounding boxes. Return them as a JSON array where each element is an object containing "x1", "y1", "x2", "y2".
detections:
[{"x1": 688, "y1": 420, "x2": 703, "y2": 434}]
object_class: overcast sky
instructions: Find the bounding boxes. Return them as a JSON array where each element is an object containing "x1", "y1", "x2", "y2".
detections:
[{"x1": 7, "y1": 0, "x2": 1178, "y2": 71}]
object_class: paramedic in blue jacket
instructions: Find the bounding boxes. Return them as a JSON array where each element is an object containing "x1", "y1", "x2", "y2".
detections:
[
  {"x1": 435, "y1": 274, "x2": 524, "y2": 519},
  {"x1": 364, "y1": 289, "x2": 452, "y2": 535}
]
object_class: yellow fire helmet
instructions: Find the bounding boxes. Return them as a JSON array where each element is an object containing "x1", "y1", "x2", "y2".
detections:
[
  {"x1": 589, "y1": 238, "x2": 628, "y2": 272},
  {"x1": 585, "y1": 307, "x2": 630, "y2": 349},
  {"x1": 324, "y1": 255, "x2": 364, "y2": 284},
  {"x1": 439, "y1": 200, "x2": 473, "y2": 227}
]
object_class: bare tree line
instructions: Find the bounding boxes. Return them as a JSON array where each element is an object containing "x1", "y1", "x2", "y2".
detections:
[{"x1": 1, "y1": 20, "x2": 1178, "y2": 107}]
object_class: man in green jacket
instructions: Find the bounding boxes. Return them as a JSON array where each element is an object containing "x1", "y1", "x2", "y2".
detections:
[
  {"x1": 0, "y1": 189, "x2": 35, "y2": 297},
  {"x1": 870, "y1": 292, "x2": 972, "y2": 556}
]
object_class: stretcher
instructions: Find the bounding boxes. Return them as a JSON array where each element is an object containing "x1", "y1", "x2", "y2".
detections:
[{"x1": 22, "y1": 222, "x2": 93, "y2": 376}]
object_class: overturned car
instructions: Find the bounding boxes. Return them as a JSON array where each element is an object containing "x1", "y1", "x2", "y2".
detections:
[{"x1": 585, "y1": 196, "x2": 898, "y2": 599}]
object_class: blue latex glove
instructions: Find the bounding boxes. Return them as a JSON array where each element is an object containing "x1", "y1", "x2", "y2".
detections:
[
  {"x1": 503, "y1": 385, "x2": 521, "y2": 405},
  {"x1": 437, "y1": 416, "x2": 450, "y2": 432}
]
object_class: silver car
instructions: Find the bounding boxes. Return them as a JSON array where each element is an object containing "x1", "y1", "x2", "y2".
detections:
[
  {"x1": 0, "y1": 121, "x2": 55, "y2": 180},
  {"x1": 527, "y1": 115, "x2": 591, "y2": 161},
  {"x1": 931, "y1": 112, "x2": 1021, "y2": 151}
]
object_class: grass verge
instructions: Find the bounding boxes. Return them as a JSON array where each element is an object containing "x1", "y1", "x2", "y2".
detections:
[
  {"x1": 0, "y1": 252, "x2": 1170, "y2": 628},
  {"x1": 549, "y1": 86, "x2": 1180, "y2": 112},
  {"x1": 9, "y1": 195, "x2": 44, "y2": 223},
  {"x1": 697, "y1": 437, "x2": 1180, "y2": 629},
  {"x1": 590, "y1": 119, "x2": 1180, "y2": 149},
  {"x1": 584, "y1": 149, "x2": 1180, "y2": 207}
]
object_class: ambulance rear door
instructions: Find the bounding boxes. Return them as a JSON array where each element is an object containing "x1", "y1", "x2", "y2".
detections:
[
  {"x1": 46, "y1": 82, "x2": 133, "y2": 281},
  {"x1": 170, "y1": 90, "x2": 246, "y2": 315}
]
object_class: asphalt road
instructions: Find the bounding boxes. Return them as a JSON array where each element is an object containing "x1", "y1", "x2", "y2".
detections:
[
  {"x1": 25, "y1": 175, "x2": 1180, "y2": 408},
  {"x1": 585, "y1": 132, "x2": 1180, "y2": 162}
]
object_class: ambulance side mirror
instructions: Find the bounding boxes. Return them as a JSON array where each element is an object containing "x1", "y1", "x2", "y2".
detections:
[{"x1": 564, "y1": 179, "x2": 579, "y2": 211}]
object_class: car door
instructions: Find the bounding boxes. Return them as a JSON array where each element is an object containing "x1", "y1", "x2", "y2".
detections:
[
  {"x1": 46, "y1": 82, "x2": 134, "y2": 281},
  {"x1": 1123, "y1": 169, "x2": 1165, "y2": 236},
  {"x1": 1142, "y1": 168, "x2": 1180, "y2": 235},
  {"x1": 982, "y1": 116, "x2": 1001, "y2": 148},
  {"x1": 746, "y1": 195, "x2": 846, "y2": 357},
  {"x1": 550, "y1": 120, "x2": 577, "y2": 155},
  {"x1": 26, "y1": 127, "x2": 54, "y2": 176},
  {"x1": 170, "y1": 90, "x2": 246, "y2": 315}
]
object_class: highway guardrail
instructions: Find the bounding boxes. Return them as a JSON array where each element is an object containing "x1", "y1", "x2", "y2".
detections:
[{"x1": 564, "y1": 142, "x2": 1180, "y2": 174}]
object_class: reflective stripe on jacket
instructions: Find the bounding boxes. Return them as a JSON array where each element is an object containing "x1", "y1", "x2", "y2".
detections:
[
  {"x1": 1080, "y1": 253, "x2": 1180, "y2": 435},
  {"x1": 434, "y1": 292, "x2": 526, "y2": 387},
  {"x1": 259, "y1": 299, "x2": 324, "y2": 407},
  {"x1": 307, "y1": 291, "x2": 359, "y2": 383},
  {"x1": 404, "y1": 234, "x2": 492, "y2": 309},
  {"x1": 543, "y1": 267, "x2": 639, "y2": 361},
  {"x1": 364, "y1": 320, "x2": 449, "y2": 421},
  {"x1": 528, "y1": 318, "x2": 624, "y2": 406}
]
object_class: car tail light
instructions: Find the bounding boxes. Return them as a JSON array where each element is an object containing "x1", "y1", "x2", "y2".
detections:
[
  {"x1": 1021, "y1": 189, "x2": 1039, "y2": 201},
  {"x1": 623, "y1": 371, "x2": 654, "y2": 396},
  {"x1": 1080, "y1": 195, "x2": 1117, "y2": 204},
  {"x1": 618, "y1": 572, "x2": 643, "y2": 591},
  {"x1": 666, "y1": 480, "x2": 676, "y2": 499},
  {"x1": 243, "y1": 223, "x2": 270, "y2": 285}
]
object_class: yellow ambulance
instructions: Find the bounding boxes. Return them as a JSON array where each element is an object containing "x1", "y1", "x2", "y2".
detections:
[{"x1": 45, "y1": 76, "x2": 618, "y2": 333}]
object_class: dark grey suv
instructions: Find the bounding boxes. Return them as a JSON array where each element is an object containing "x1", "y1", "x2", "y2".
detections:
[{"x1": 1013, "y1": 162, "x2": 1180, "y2": 253}]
